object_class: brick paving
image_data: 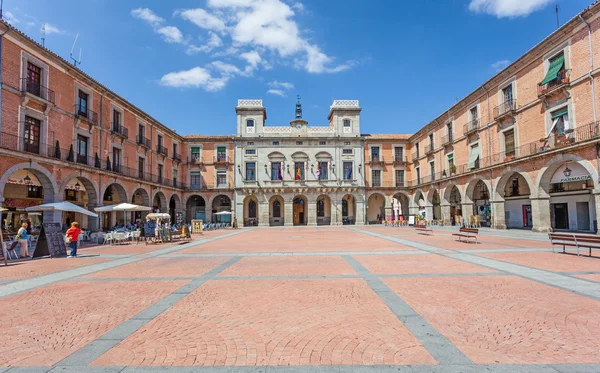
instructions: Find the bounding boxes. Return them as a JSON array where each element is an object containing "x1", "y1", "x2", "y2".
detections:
[{"x1": 0, "y1": 226, "x2": 598, "y2": 372}]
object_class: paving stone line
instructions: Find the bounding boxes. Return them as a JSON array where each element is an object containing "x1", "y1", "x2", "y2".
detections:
[
  {"x1": 163, "y1": 250, "x2": 427, "y2": 257},
  {"x1": 341, "y1": 255, "x2": 472, "y2": 366},
  {"x1": 55, "y1": 256, "x2": 243, "y2": 367},
  {"x1": 0, "y1": 230, "x2": 246, "y2": 299},
  {"x1": 350, "y1": 227, "x2": 600, "y2": 301}
]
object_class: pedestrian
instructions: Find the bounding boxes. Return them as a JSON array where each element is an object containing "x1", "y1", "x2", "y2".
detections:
[
  {"x1": 65, "y1": 222, "x2": 82, "y2": 257},
  {"x1": 17, "y1": 222, "x2": 30, "y2": 258},
  {"x1": 25, "y1": 219, "x2": 32, "y2": 235},
  {"x1": 376, "y1": 214, "x2": 380, "y2": 224}
]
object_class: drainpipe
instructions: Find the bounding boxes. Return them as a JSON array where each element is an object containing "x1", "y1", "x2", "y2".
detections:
[
  {"x1": 579, "y1": 15, "x2": 597, "y2": 125},
  {"x1": 232, "y1": 137, "x2": 236, "y2": 223},
  {"x1": 482, "y1": 85, "x2": 495, "y2": 228},
  {"x1": 98, "y1": 90, "x2": 106, "y2": 230},
  {"x1": 0, "y1": 26, "x2": 9, "y2": 133}
]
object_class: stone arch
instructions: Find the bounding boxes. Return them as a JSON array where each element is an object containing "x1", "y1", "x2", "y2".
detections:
[
  {"x1": 367, "y1": 192, "x2": 386, "y2": 223},
  {"x1": 442, "y1": 181, "x2": 464, "y2": 205},
  {"x1": 464, "y1": 176, "x2": 492, "y2": 204},
  {"x1": 186, "y1": 194, "x2": 206, "y2": 222},
  {"x1": 152, "y1": 190, "x2": 167, "y2": 212},
  {"x1": 536, "y1": 154, "x2": 600, "y2": 198},
  {"x1": 391, "y1": 191, "x2": 410, "y2": 219},
  {"x1": 169, "y1": 194, "x2": 181, "y2": 222},
  {"x1": 212, "y1": 194, "x2": 232, "y2": 223},
  {"x1": 341, "y1": 193, "x2": 358, "y2": 225},
  {"x1": 58, "y1": 172, "x2": 100, "y2": 206},
  {"x1": 413, "y1": 188, "x2": 426, "y2": 206},
  {"x1": 131, "y1": 187, "x2": 151, "y2": 206},
  {"x1": 494, "y1": 167, "x2": 537, "y2": 201},
  {"x1": 316, "y1": 194, "x2": 331, "y2": 225},
  {"x1": 292, "y1": 194, "x2": 308, "y2": 226},
  {"x1": 426, "y1": 187, "x2": 440, "y2": 204},
  {"x1": 269, "y1": 194, "x2": 285, "y2": 226},
  {"x1": 100, "y1": 181, "x2": 128, "y2": 205},
  {"x1": 243, "y1": 195, "x2": 259, "y2": 226},
  {"x1": 0, "y1": 161, "x2": 58, "y2": 204}
]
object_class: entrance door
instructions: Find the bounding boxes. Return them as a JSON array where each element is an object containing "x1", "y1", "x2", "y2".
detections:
[
  {"x1": 195, "y1": 210, "x2": 205, "y2": 222},
  {"x1": 576, "y1": 202, "x2": 590, "y2": 231},
  {"x1": 553, "y1": 203, "x2": 569, "y2": 230},
  {"x1": 523, "y1": 205, "x2": 532, "y2": 227},
  {"x1": 293, "y1": 198, "x2": 305, "y2": 225}
]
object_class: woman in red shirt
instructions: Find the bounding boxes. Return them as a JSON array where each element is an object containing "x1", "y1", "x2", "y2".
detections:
[{"x1": 65, "y1": 222, "x2": 82, "y2": 257}]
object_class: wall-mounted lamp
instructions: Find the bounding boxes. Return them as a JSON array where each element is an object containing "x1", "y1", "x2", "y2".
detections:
[{"x1": 358, "y1": 164, "x2": 362, "y2": 174}]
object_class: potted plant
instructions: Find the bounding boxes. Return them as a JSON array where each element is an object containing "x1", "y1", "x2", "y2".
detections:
[
  {"x1": 449, "y1": 164, "x2": 456, "y2": 175},
  {"x1": 94, "y1": 153, "x2": 101, "y2": 168},
  {"x1": 106, "y1": 156, "x2": 112, "y2": 171},
  {"x1": 442, "y1": 170, "x2": 447, "y2": 178},
  {"x1": 66, "y1": 144, "x2": 74, "y2": 162},
  {"x1": 54, "y1": 140, "x2": 61, "y2": 159}
]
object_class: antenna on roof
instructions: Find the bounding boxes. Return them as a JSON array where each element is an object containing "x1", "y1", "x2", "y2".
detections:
[
  {"x1": 555, "y1": 5, "x2": 559, "y2": 29},
  {"x1": 41, "y1": 24, "x2": 46, "y2": 47},
  {"x1": 69, "y1": 33, "x2": 82, "y2": 67}
]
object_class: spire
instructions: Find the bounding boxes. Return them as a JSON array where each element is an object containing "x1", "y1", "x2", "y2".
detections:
[{"x1": 295, "y1": 94, "x2": 302, "y2": 119}]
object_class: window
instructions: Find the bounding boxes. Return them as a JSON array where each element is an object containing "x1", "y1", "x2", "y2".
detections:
[
  {"x1": 429, "y1": 133, "x2": 434, "y2": 149},
  {"x1": 342, "y1": 149, "x2": 353, "y2": 155},
  {"x1": 271, "y1": 162, "x2": 282, "y2": 180},
  {"x1": 395, "y1": 169, "x2": 405, "y2": 187},
  {"x1": 217, "y1": 146, "x2": 227, "y2": 161},
  {"x1": 371, "y1": 147, "x2": 380, "y2": 162},
  {"x1": 447, "y1": 122, "x2": 453, "y2": 142},
  {"x1": 294, "y1": 162, "x2": 305, "y2": 180},
  {"x1": 245, "y1": 149, "x2": 256, "y2": 155},
  {"x1": 415, "y1": 143, "x2": 420, "y2": 158},
  {"x1": 27, "y1": 185, "x2": 43, "y2": 199},
  {"x1": 190, "y1": 171, "x2": 201, "y2": 189},
  {"x1": 173, "y1": 169, "x2": 178, "y2": 187},
  {"x1": 217, "y1": 170, "x2": 227, "y2": 187},
  {"x1": 246, "y1": 162, "x2": 256, "y2": 181},
  {"x1": 273, "y1": 141, "x2": 280, "y2": 145},
  {"x1": 246, "y1": 119, "x2": 255, "y2": 127},
  {"x1": 549, "y1": 108, "x2": 569, "y2": 140},
  {"x1": 23, "y1": 116, "x2": 41, "y2": 154},
  {"x1": 158, "y1": 164, "x2": 164, "y2": 182},
  {"x1": 138, "y1": 124, "x2": 145, "y2": 140},
  {"x1": 430, "y1": 161, "x2": 435, "y2": 181},
  {"x1": 112, "y1": 148, "x2": 121, "y2": 173},
  {"x1": 343, "y1": 119, "x2": 351, "y2": 127},
  {"x1": 541, "y1": 53, "x2": 566, "y2": 89},
  {"x1": 296, "y1": 141, "x2": 303, "y2": 145},
  {"x1": 470, "y1": 106, "x2": 478, "y2": 121},
  {"x1": 112, "y1": 110, "x2": 121, "y2": 131},
  {"x1": 468, "y1": 144, "x2": 480, "y2": 169},
  {"x1": 504, "y1": 129, "x2": 515, "y2": 157},
  {"x1": 273, "y1": 200, "x2": 281, "y2": 218},
  {"x1": 319, "y1": 141, "x2": 326, "y2": 146},
  {"x1": 317, "y1": 161, "x2": 328, "y2": 180},
  {"x1": 76, "y1": 135, "x2": 88, "y2": 164},
  {"x1": 26, "y1": 62, "x2": 42, "y2": 96},
  {"x1": 172, "y1": 143, "x2": 178, "y2": 157},
  {"x1": 416, "y1": 167, "x2": 421, "y2": 184},
  {"x1": 191, "y1": 146, "x2": 201, "y2": 162},
  {"x1": 371, "y1": 170, "x2": 381, "y2": 187},
  {"x1": 138, "y1": 157, "x2": 145, "y2": 179},
  {"x1": 77, "y1": 90, "x2": 88, "y2": 115},
  {"x1": 247, "y1": 141, "x2": 254, "y2": 145},
  {"x1": 65, "y1": 189, "x2": 77, "y2": 202},
  {"x1": 503, "y1": 85, "x2": 514, "y2": 105},
  {"x1": 317, "y1": 199, "x2": 325, "y2": 217},
  {"x1": 157, "y1": 134, "x2": 163, "y2": 147},
  {"x1": 394, "y1": 147, "x2": 403, "y2": 162},
  {"x1": 447, "y1": 154, "x2": 455, "y2": 173},
  {"x1": 343, "y1": 162, "x2": 353, "y2": 180}
]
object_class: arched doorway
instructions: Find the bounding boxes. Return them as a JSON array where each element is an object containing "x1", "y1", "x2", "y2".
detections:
[
  {"x1": 243, "y1": 195, "x2": 259, "y2": 226},
  {"x1": 316, "y1": 195, "x2": 331, "y2": 225},
  {"x1": 500, "y1": 173, "x2": 532, "y2": 229},
  {"x1": 293, "y1": 195, "x2": 307, "y2": 226},
  {"x1": 367, "y1": 193, "x2": 385, "y2": 224},
  {"x1": 269, "y1": 195, "x2": 284, "y2": 226},
  {"x1": 446, "y1": 186, "x2": 462, "y2": 225},
  {"x1": 432, "y1": 190, "x2": 441, "y2": 220},
  {"x1": 212, "y1": 195, "x2": 231, "y2": 223},
  {"x1": 102, "y1": 183, "x2": 127, "y2": 230},
  {"x1": 60, "y1": 175, "x2": 99, "y2": 231},
  {"x1": 131, "y1": 188, "x2": 150, "y2": 222},
  {"x1": 186, "y1": 195, "x2": 206, "y2": 222},
  {"x1": 342, "y1": 194, "x2": 356, "y2": 225},
  {"x1": 472, "y1": 180, "x2": 491, "y2": 227},
  {"x1": 152, "y1": 191, "x2": 167, "y2": 213},
  {"x1": 414, "y1": 190, "x2": 426, "y2": 220},
  {"x1": 391, "y1": 193, "x2": 409, "y2": 223}
]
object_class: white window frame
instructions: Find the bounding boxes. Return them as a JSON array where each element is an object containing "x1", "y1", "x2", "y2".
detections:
[
  {"x1": 20, "y1": 51, "x2": 50, "y2": 100},
  {"x1": 216, "y1": 168, "x2": 228, "y2": 188},
  {"x1": 393, "y1": 144, "x2": 404, "y2": 162},
  {"x1": 394, "y1": 167, "x2": 405, "y2": 187},
  {"x1": 370, "y1": 166, "x2": 382, "y2": 187}
]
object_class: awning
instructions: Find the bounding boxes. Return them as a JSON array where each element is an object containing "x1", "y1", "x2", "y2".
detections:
[
  {"x1": 467, "y1": 147, "x2": 480, "y2": 169},
  {"x1": 550, "y1": 163, "x2": 592, "y2": 184},
  {"x1": 541, "y1": 54, "x2": 565, "y2": 85},
  {"x1": 551, "y1": 108, "x2": 568, "y2": 119}
]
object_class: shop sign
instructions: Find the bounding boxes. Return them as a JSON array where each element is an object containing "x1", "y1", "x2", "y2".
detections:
[
  {"x1": 3, "y1": 199, "x2": 42, "y2": 208},
  {"x1": 550, "y1": 163, "x2": 592, "y2": 184},
  {"x1": 6, "y1": 170, "x2": 42, "y2": 186}
]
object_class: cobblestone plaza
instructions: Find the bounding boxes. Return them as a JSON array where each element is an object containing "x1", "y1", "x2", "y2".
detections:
[{"x1": 0, "y1": 226, "x2": 599, "y2": 372}]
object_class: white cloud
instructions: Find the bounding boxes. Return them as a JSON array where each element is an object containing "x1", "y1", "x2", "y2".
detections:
[
  {"x1": 176, "y1": 9, "x2": 226, "y2": 33},
  {"x1": 159, "y1": 66, "x2": 229, "y2": 91},
  {"x1": 157, "y1": 26, "x2": 184, "y2": 44},
  {"x1": 240, "y1": 50, "x2": 262, "y2": 68},
  {"x1": 44, "y1": 23, "x2": 65, "y2": 35},
  {"x1": 267, "y1": 89, "x2": 286, "y2": 97},
  {"x1": 269, "y1": 80, "x2": 294, "y2": 90},
  {"x1": 491, "y1": 59, "x2": 510, "y2": 72},
  {"x1": 468, "y1": 0, "x2": 553, "y2": 18},
  {"x1": 187, "y1": 32, "x2": 223, "y2": 54},
  {"x1": 131, "y1": 8, "x2": 164, "y2": 26},
  {"x1": 211, "y1": 61, "x2": 243, "y2": 76},
  {"x1": 4, "y1": 11, "x2": 19, "y2": 24}
]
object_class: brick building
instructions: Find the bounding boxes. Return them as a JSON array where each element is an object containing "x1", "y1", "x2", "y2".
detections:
[{"x1": 2, "y1": 1, "x2": 600, "y2": 233}]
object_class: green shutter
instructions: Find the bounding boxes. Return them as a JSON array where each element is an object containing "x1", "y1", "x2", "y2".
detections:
[
  {"x1": 551, "y1": 108, "x2": 569, "y2": 119},
  {"x1": 467, "y1": 148, "x2": 480, "y2": 169},
  {"x1": 541, "y1": 54, "x2": 565, "y2": 85}
]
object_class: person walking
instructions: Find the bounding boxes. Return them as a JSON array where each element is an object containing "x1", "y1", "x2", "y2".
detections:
[
  {"x1": 65, "y1": 222, "x2": 82, "y2": 257},
  {"x1": 17, "y1": 222, "x2": 30, "y2": 258}
]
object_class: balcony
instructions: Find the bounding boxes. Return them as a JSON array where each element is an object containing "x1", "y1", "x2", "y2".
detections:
[
  {"x1": 110, "y1": 122, "x2": 128, "y2": 140},
  {"x1": 157, "y1": 144, "x2": 168, "y2": 157},
  {"x1": 494, "y1": 100, "x2": 518, "y2": 121},
  {"x1": 76, "y1": 154, "x2": 88, "y2": 165},
  {"x1": 21, "y1": 79, "x2": 55, "y2": 104},
  {"x1": 411, "y1": 152, "x2": 420, "y2": 162},
  {"x1": 441, "y1": 134, "x2": 454, "y2": 146},
  {"x1": 370, "y1": 155, "x2": 383, "y2": 164},
  {"x1": 188, "y1": 154, "x2": 204, "y2": 165},
  {"x1": 393, "y1": 155, "x2": 407, "y2": 164},
  {"x1": 173, "y1": 152, "x2": 182, "y2": 163},
  {"x1": 464, "y1": 118, "x2": 480, "y2": 135},
  {"x1": 23, "y1": 140, "x2": 40, "y2": 155},
  {"x1": 215, "y1": 155, "x2": 230, "y2": 165},
  {"x1": 136, "y1": 135, "x2": 151, "y2": 149},
  {"x1": 395, "y1": 180, "x2": 405, "y2": 188},
  {"x1": 538, "y1": 69, "x2": 570, "y2": 97},
  {"x1": 74, "y1": 105, "x2": 99, "y2": 126},
  {"x1": 425, "y1": 143, "x2": 435, "y2": 155}
]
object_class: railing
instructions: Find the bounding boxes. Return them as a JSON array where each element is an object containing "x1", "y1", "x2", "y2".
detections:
[
  {"x1": 173, "y1": 152, "x2": 182, "y2": 163},
  {"x1": 23, "y1": 140, "x2": 40, "y2": 154},
  {"x1": 157, "y1": 144, "x2": 168, "y2": 156},
  {"x1": 110, "y1": 122, "x2": 129, "y2": 139},
  {"x1": 369, "y1": 155, "x2": 383, "y2": 163},
  {"x1": 412, "y1": 151, "x2": 419, "y2": 161},
  {"x1": 188, "y1": 154, "x2": 204, "y2": 164},
  {"x1": 464, "y1": 118, "x2": 480, "y2": 134},
  {"x1": 215, "y1": 155, "x2": 230, "y2": 164},
  {"x1": 442, "y1": 134, "x2": 453, "y2": 146},
  {"x1": 21, "y1": 78, "x2": 55, "y2": 104},
  {"x1": 136, "y1": 135, "x2": 151, "y2": 148},
  {"x1": 395, "y1": 180, "x2": 405, "y2": 187},
  {"x1": 538, "y1": 69, "x2": 570, "y2": 97},
  {"x1": 493, "y1": 100, "x2": 518, "y2": 119},
  {"x1": 425, "y1": 143, "x2": 435, "y2": 154},
  {"x1": 393, "y1": 156, "x2": 407, "y2": 163},
  {"x1": 74, "y1": 104, "x2": 99, "y2": 125}
]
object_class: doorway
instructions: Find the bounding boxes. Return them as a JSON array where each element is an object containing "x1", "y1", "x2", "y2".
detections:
[
  {"x1": 522, "y1": 205, "x2": 532, "y2": 227},
  {"x1": 293, "y1": 197, "x2": 306, "y2": 225},
  {"x1": 576, "y1": 202, "x2": 590, "y2": 231},
  {"x1": 552, "y1": 203, "x2": 569, "y2": 230}
]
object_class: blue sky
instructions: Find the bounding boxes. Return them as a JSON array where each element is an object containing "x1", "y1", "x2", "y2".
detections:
[{"x1": 4, "y1": 0, "x2": 593, "y2": 135}]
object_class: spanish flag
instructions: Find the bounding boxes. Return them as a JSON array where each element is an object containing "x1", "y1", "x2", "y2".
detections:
[{"x1": 296, "y1": 167, "x2": 302, "y2": 180}]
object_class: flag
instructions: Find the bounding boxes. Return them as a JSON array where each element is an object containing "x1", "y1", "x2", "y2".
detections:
[
  {"x1": 346, "y1": 165, "x2": 352, "y2": 179},
  {"x1": 296, "y1": 167, "x2": 302, "y2": 180},
  {"x1": 316, "y1": 165, "x2": 321, "y2": 179},
  {"x1": 278, "y1": 166, "x2": 283, "y2": 180}
]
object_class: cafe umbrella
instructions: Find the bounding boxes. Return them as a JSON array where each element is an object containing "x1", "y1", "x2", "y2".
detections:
[{"x1": 94, "y1": 203, "x2": 152, "y2": 227}]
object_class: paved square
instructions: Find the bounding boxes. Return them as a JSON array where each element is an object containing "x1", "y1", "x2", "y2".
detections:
[{"x1": 0, "y1": 226, "x2": 598, "y2": 372}]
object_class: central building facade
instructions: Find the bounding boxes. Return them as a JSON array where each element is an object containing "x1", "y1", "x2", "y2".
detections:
[{"x1": 233, "y1": 99, "x2": 366, "y2": 226}]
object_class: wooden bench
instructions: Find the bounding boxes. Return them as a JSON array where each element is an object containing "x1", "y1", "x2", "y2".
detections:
[
  {"x1": 549, "y1": 233, "x2": 600, "y2": 256},
  {"x1": 414, "y1": 223, "x2": 433, "y2": 235},
  {"x1": 452, "y1": 227, "x2": 479, "y2": 243}
]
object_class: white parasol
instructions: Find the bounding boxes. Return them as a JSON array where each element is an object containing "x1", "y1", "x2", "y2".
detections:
[{"x1": 25, "y1": 201, "x2": 98, "y2": 217}]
